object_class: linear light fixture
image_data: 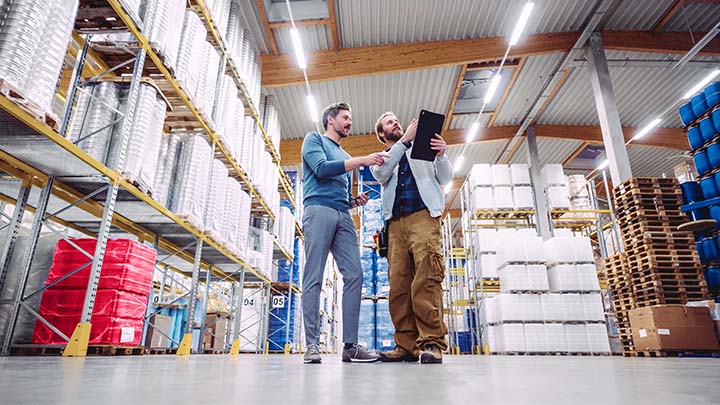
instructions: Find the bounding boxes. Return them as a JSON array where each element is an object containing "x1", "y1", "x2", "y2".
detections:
[
  {"x1": 632, "y1": 118, "x2": 662, "y2": 140},
  {"x1": 444, "y1": 182, "x2": 453, "y2": 194},
  {"x1": 290, "y1": 27, "x2": 307, "y2": 69},
  {"x1": 484, "y1": 74, "x2": 502, "y2": 103},
  {"x1": 453, "y1": 155, "x2": 465, "y2": 173},
  {"x1": 307, "y1": 94, "x2": 318, "y2": 123},
  {"x1": 466, "y1": 122, "x2": 480, "y2": 143},
  {"x1": 509, "y1": 2, "x2": 535, "y2": 46},
  {"x1": 596, "y1": 159, "x2": 609, "y2": 171}
]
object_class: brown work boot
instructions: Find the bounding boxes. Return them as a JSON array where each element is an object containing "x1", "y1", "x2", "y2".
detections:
[
  {"x1": 379, "y1": 346, "x2": 419, "y2": 363},
  {"x1": 420, "y1": 344, "x2": 442, "y2": 364}
]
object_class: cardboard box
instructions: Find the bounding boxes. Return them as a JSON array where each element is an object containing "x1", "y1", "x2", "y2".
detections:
[
  {"x1": 629, "y1": 305, "x2": 720, "y2": 352},
  {"x1": 203, "y1": 313, "x2": 228, "y2": 349},
  {"x1": 144, "y1": 314, "x2": 172, "y2": 348}
]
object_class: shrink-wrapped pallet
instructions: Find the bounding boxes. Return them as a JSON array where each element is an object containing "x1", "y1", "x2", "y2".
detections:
[
  {"x1": 68, "y1": 82, "x2": 120, "y2": 163},
  {"x1": 0, "y1": 0, "x2": 78, "y2": 114},
  {"x1": 205, "y1": 159, "x2": 229, "y2": 243},
  {"x1": 175, "y1": 10, "x2": 206, "y2": 98},
  {"x1": 169, "y1": 135, "x2": 212, "y2": 229},
  {"x1": 140, "y1": 0, "x2": 185, "y2": 71}
]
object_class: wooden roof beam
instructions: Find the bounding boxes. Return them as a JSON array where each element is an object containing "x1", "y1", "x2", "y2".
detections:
[
  {"x1": 280, "y1": 125, "x2": 689, "y2": 166},
  {"x1": 261, "y1": 31, "x2": 720, "y2": 87},
  {"x1": 443, "y1": 64, "x2": 468, "y2": 134},
  {"x1": 255, "y1": 0, "x2": 279, "y2": 56},
  {"x1": 328, "y1": 0, "x2": 339, "y2": 52}
]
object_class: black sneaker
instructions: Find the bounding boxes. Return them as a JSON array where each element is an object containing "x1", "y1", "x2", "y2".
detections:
[
  {"x1": 304, "y1": 344, "x2": 321, "y2": 364},
  {"x1": 420, "y1": 344, "x2": 442, "y2": 364},
  {"x1": 342, "y1": 344, "x2": 381, "y2": 363}
]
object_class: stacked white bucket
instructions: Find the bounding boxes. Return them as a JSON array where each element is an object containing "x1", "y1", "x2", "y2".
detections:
[
  {"x1": 262, "y1": 95, "x2": 282, "y2": 153},
  {"x1": 483, "y1": 231, "x2": 610, "y2": 355},
  {"x1": 543, "y1": 164, "x2": 571, "y2": 210},
  {"x1": 248, "y1": 227, "x2": 274, "y2": 279},
  {"x1": 275, "y1": 206, "x2": 295, "y2": 255},
  {"x1": 468, "y1": 164, "x2": 534, "y2": 211},
  {"x1": 0, "y1": 0, "x2": 79, "y2": 117}
]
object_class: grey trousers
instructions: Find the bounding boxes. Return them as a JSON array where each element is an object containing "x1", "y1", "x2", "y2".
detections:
[{"x1": 302, "y1": 205, "x2": 363, "y2": 346}]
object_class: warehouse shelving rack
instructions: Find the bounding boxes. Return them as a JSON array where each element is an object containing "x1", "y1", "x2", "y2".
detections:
[
  {"x1": 443, "y1": 171, "x2": 618, "y2": 355},
  {"x1": 0, "y1": 0, "x2": 303, "y2": 356}
]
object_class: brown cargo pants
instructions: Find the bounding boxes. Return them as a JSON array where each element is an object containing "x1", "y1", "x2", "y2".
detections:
[{"x1": 387, "y1": 209, "x2": 448, "y2": 356}]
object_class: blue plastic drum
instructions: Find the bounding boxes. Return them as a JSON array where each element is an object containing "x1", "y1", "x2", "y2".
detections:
[
  {"x1": 705, "y1": 267, "x2": 720, "y2": 294},
  {"x1": 706, "y1": 82, "x2": 720, "y2": 108},
  {"x1": 708, "y1": 143, "x2": 720, "y2": 169},
  {"x1": 703, "y1": 237, "x2": 719, "y2": 261},
  {"x1": 701, "y1": 177, "x2": 718, "y2": 199},
  {"x1": 680, "y1": 181, "x2": 702, "y2": 204},
  {"x1": 692, "y1": 92, "x2": 710, "y2": 117},
  {"x1": 710, "y1": 205, "x2": 720, "y2": 220},
  {"x1": 688, "y1": 125, "x2": 704, "y2": 150},
  {"x1": 680, "y1": 102, "x2": 697, "y2": 127},
  {"x1": 697, "y1": 241, "x2": 707, "y2": 263},
  {"x1": 700, "y1": 117, "x2": 717, "y2": 143},
  {"x1": 713, "y1": 108, "x2": 720, "y2": 134},
  {"x1": 694, "y1": 149, "x2": 711, "y2": 175}
]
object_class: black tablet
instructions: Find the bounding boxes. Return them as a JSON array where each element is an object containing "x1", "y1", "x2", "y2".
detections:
[{"x1": 411, "y1": 110, "x2": 445, "y2": 161}]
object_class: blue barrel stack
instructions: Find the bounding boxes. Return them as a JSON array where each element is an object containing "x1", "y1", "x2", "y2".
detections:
[{"x1": 679, "y1": 81, "x2": 720, "y2": 296}]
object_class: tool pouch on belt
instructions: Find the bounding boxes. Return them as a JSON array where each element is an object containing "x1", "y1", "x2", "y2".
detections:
[{"x1": 374, "y1": 224, "x2": 389, "y2": 258}]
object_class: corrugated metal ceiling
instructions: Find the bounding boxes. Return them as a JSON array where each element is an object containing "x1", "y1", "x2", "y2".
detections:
[
  {"x1": 445, "y1": 140, "x2": 508, "y2": 179},
  {"x1": 274, "y1": 24, "x2": 332, "y2": 53},
  {"x1": 336, "y1": 0, "x2": 594, "y2": 48},
  {"x1": 493, "y1": 53, "x2": 565, "y2": 126},
  {"x1": 267, "y1": 65, "x2": 459, "y2": 139},
  {"x1": 537, "y1": 51, "x2": 720, "y2": 128},
  {"x1": 627, "y1": 145, "x2": 689, "y2": 177},
  {"x1": 449, "y1": 113, "x2": 491, "y2": 129},
  {"x1": 603, "y1": 0, "x2": 675, "y2": 31},
  {"x1": 508, "y1": 138, "x2": 583, "y2": 165},
  {"x1": 663, "y1": 1, "x2": 720, "y2": 32}
]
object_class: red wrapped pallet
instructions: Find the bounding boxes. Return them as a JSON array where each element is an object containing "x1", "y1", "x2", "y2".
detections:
[
  {"x1": 36, "y1": 289, "x2": 149, "y2": 320},
  {"x1": 46, "y1": 239, "x2": 156, "y2": 295},
  {"x1": 33, "y1": 315, "x2": 145, "y2": 346},
  {"x1": 32, "y1": 238, "x2": 156, "y2": 346}
]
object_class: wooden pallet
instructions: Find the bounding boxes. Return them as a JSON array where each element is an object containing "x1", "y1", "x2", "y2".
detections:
[
  {"x1": 10, "y1": 344, "x2": 144, "y2": 356},
  {"x1": 617, "y1": 213, "x2": 686, "y2": 228},
  {"x1": 144, "y1": 347, "x2": 178, "y2": 355},
  {"x1": 625, "y1": 350, "x2": 720, "y2": 358},
  {"x1": 0, "y1": 79, "x2": 59, "y2": 131},
  {"x1": 76, "y1": 0, "x2": 135, "y2": 33},
  {"x1": 203, "y1": 348, "x2": 227, "y2": 354}
]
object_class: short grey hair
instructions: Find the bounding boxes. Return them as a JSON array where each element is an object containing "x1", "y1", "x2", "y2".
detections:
[{"x1": 321, "y1": 102, "x2": 351, "y2": 130}]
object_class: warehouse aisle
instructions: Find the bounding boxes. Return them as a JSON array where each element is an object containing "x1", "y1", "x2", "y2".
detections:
[{"x1": 1, "y1": 355, "x2": 718, "y2": 404}]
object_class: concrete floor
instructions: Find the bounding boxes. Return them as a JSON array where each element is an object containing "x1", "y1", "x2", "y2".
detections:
[{"x1": 0, "y1": 354, "x2": 718, "y2": 404}]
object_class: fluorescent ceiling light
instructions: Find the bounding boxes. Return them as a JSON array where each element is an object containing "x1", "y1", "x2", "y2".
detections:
[
  {"x1": 444, "y1": 182, "x2": 453, "y2": 194},
  {"x1": 290, "y1": 28, "x2": 307, "y2": 69},
  {"x1": 307, "y1": 94, "x2": 318, "y2": 123},
  {"x1": 466, "y1": 122, "x2": 480, "y2": 143},
  {"x1": 683, "y1": 68, "x2": 720, "y2": 99},
  {"x1": 596, "y1": 159, "x2": 609, "y2": 171},
  {"x1": 484, "y1": 74, "x2": 502, "y2": 103},
  {"x1": 632, "y1": 118, "x2": 662, "y2": 140},
  {"x1": 509, "y1": 2, "x2": 535, "y2": 46},
  {"x1": 453, "y1": 155, "x2": 465, "y2": 173}
]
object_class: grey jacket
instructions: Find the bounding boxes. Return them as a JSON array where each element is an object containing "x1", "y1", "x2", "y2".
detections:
[{"x1": 370, "y1": 141, "x2": 453, "y2": 221}]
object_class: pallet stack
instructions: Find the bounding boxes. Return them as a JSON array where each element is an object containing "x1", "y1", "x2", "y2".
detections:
[{"x1": 605, "y1": 178, "x2": 709, "y2": 355}]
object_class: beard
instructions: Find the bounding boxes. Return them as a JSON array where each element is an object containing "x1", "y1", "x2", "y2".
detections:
[
  {"x1": 384, "y1": 127, "x2": 403, "y2": 142},
  {"x1": 335, "y1": 122, "x2": 351, "y2": 138}
]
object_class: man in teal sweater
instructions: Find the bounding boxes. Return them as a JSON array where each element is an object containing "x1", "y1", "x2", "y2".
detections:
[{"x1": 301, "y1": 102, "x2": 388, "y2": 364}]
